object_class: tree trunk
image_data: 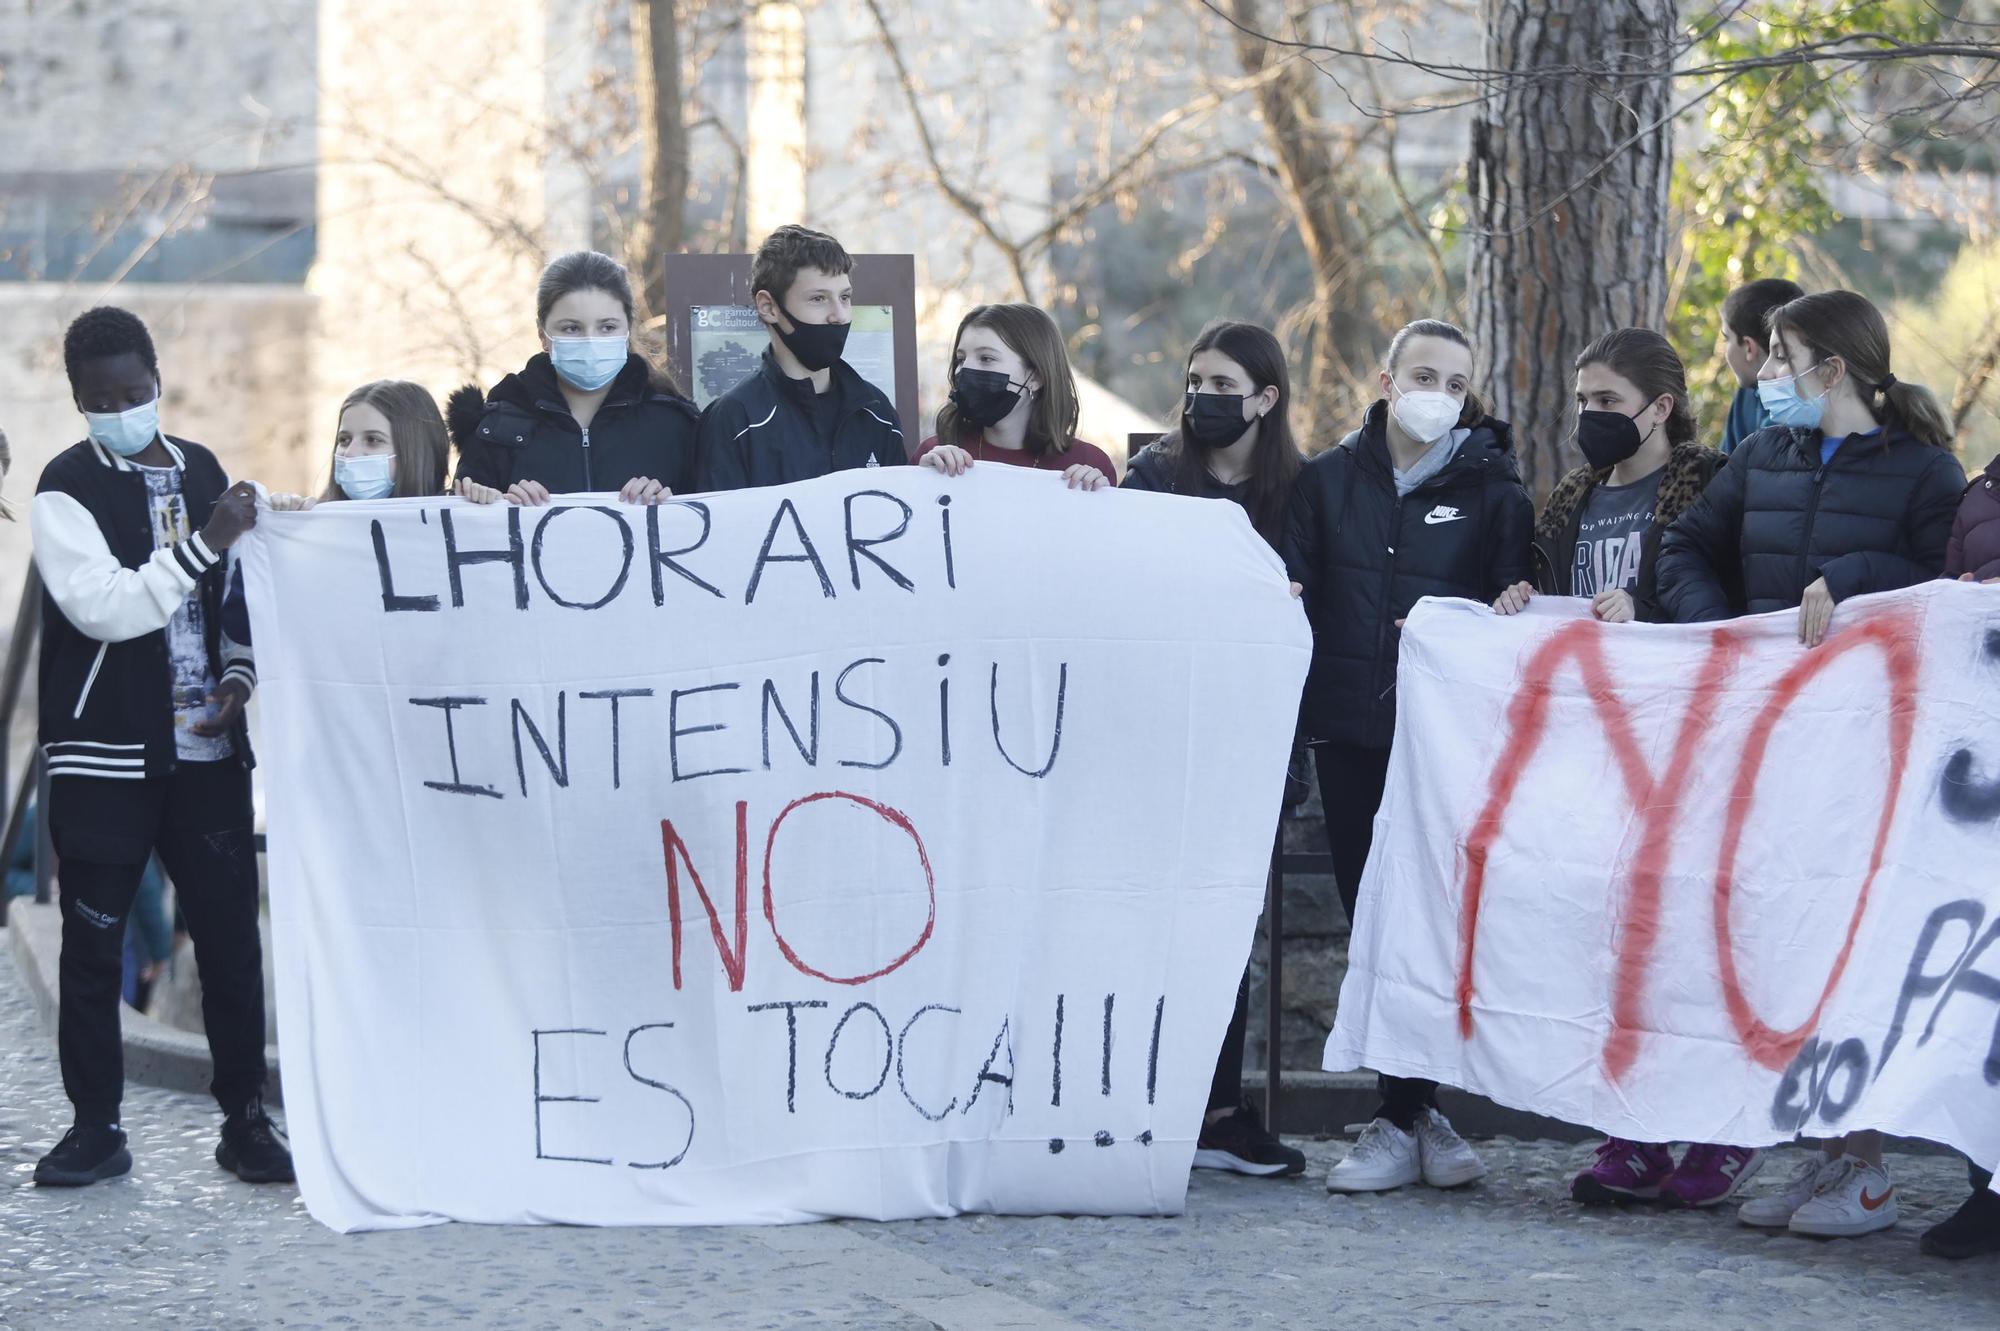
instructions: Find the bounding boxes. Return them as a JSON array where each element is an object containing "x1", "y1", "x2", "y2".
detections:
[
  {"x1": 1467, "y1": 0, "x2": 1677, "y2": 500},
  {"x1": 1226, "y1": 0, "x2": 1374, "y2": 452},
  {"x1": 629, "y1": 0, "x2": 688, "y2": 320}
]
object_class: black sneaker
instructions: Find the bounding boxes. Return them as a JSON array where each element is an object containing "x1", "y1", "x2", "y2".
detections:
[
  {"x1": 1193, "y1": 1100, "x2": 1307, "y2": 1177},
  {"x1": 1921, "y1": 1187, "x2": 2000, "y2": 1260},
  {"x1": 33, "y1": 1121, "x2": 132, "y2": 1187},
  {"x1": 216, "y1": 1096, "x2": 295, "y2": 1184}
]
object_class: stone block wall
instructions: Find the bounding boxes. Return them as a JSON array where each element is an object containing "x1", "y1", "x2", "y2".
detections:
[{"x1": 1243, "y1": 776, "x2": 1351, "y2": 1074}]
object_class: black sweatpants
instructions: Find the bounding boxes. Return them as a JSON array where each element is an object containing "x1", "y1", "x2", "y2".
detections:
[
  {"x1": 1208, "y1": 974, "x2": 1250, "y2": 1112},
  {"x1": 1315, "y1": 741, "x2": 1438, "y2": 1131},
  {"x1": 49, "y1": 760, "x2": 268, "y2": 1124}
]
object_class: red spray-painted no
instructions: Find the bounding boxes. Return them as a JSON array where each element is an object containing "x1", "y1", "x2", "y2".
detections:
[{"x1": 1453, "y1": 615, "x2": 1918, "y2": 1079}]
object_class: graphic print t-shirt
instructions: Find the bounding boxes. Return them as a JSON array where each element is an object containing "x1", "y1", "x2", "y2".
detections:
[
  {"x1": 137, "y1": 463, "x2": 234, "y2": 762},
  {"x1": 1571, "y1": 470, "x2": 1663, "y2": 598}
]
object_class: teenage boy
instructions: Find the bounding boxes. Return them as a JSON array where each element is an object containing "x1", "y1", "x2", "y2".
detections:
[
  {"x1": 1718, "y1": 277, "x2": 1806, "y2": 455},
  {"x1": 694, "y1": 224, "x2": 907, "y2": 490},
  {"x1": 29, "y1": 306, "x2": 292, "y2": 1187}
]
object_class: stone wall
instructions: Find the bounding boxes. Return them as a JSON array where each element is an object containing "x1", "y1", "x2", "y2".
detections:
[{"x1": 1244, "y1": 778, "x2": 1349, "y2": 1073}]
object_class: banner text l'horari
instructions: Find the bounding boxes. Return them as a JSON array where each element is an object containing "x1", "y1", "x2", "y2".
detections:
[{"x1": 241, "y1": 466, "x2": 1310, "y2": 1231}]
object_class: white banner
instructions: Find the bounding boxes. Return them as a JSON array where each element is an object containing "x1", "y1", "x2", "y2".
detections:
[
  {"x1": 240, "y1": 467, "x2": 1309, "y2": 1232},
  {"x1": 1328, "y1": 583, "x2": 2000, "y2": 1186}
]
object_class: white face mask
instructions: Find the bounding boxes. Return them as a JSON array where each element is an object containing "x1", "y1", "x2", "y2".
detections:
[
  {"x1": 549, "y1": 336, "x2": 628, "y2": 391},
  {"x1": 1390, "y1": 384, "x2": 1464, "y2": 444},
  {"x1": 84, "y1": 396, "x2": 161, "y2": 458},
  {"x1": 334, "y1": 452, "x2": 396, "y2": 500}
]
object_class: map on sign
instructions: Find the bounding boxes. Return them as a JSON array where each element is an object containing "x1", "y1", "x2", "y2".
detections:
[{"x1": 690, "y1": 304, "x2": 898, "y2": 410}]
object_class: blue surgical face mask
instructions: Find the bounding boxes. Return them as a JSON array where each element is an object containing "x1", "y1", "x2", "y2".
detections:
[
  {"x1": 84, "y1": 396, "x2": 160, "y2": 458},
  {"x1": 548, "y1": 336, "x2": 628, "y2": 391},
  {"x1": 334, "y1": 452, "x2": 396, "y2": 501},
  {"x1": 1757, "y1": 361, "x2": 1826, "y2": 430}
]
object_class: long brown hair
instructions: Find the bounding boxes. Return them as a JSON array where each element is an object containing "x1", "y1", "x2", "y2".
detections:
[
  {"x1": 934, "y1": 303, "x2": 1080, "y2": 459},
  {"x1": 1161, "y1": 320, "x2": 1303, "y2": 545},
  {"x1": 1574, "y1": 328, "x2": 1697, "y2": 445},
  {"x1": 1768, "y1": 290, "x2": 1953, "y2": 448},
  {"x1": 320, "y1": 380, "x2": 451, "y2": 501}
]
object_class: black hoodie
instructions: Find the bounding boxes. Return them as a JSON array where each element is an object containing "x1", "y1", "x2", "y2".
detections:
[
  {"x1": 1282, "y1": 402, "x2": 1534, "y2": 749},
  {"x1": 450, "y1": 351, "x2": 698, "y2": 495}
]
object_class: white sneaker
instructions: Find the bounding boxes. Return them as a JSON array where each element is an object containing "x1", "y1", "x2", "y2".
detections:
[
  {"x1": 1326, "y1": 1118, "x2": 1421, "y2": 1193},
  {"x1": 1414, "y1": 1107, "x2": 1486, "y2": 1188},
  {"x1": 1738, "y1": 1153, "x2": 1839, "y2": 1228},
  {"x1": 1787, "y1": 1157, "x2": 1899, "y2": 1238}
]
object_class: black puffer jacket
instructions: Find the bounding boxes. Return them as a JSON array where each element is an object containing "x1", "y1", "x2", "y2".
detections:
[
  {"x1": 450, "y1": 352, "x2": 698, "y2": 495},
  {"x1": 1283, "y1": 402, "x2": 1535, "y2": 749},
  {"x1": 1656, "y1": 423, "x2": 1965, "y2": 622}
]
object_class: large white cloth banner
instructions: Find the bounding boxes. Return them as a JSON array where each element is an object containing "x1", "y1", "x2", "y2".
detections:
[
  {"x1": 241, "y1": 467, "x2": 1308, "y2": 1232},
  {"x1": 1328, "y1": 583, "x2": 2000, "y2": 1187}
]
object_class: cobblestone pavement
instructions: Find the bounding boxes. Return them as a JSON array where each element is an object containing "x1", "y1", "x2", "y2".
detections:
[{"x1": 3, "y1": 944, "x2": 1996, "y2": 1331}]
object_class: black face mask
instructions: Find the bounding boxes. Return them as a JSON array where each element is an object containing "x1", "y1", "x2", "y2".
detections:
[
  {"x1": 1576, "y1": 408, "x2": 1653, "y2": 470},
  {"x1": 951, "y1": 367, "x2": 1026, "y2": 428},
  {"x1": 1183, "y1": 392, "x2": 1252, "y2": 450},
  {"x1": 770, "y1": 301, "x2": 851, "y2": 373}
]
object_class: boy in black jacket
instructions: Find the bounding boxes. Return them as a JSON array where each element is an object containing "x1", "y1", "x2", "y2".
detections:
[
  {"x1": 693, "y1": 224, "x2": 907, "y2": 490},
  {"x1": 29, "y1": 307, "x2": 292, "y2": 1188}
]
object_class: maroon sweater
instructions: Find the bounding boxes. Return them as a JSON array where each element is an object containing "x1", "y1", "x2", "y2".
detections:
[
  {"x1": 914, "y1": 435, "x2": 1117, "y2": 485},
  {"x1": 1946, "y1": 456, "x2": 2000, "y2": 582}
]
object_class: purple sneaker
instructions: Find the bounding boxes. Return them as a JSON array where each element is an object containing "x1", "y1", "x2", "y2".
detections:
[
  {"x1": 1571, "y1": 1139, "x2": 1674, "y2": 1205},
  {"x1": 1660, "y1": 1144, "x2": 1764, "y2": 1208}
]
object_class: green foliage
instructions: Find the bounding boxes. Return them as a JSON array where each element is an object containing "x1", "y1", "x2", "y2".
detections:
[
  {"x1": 1668, "y1": 2, "x2": 1945, "y2": 435},
  {"x1": 1890, "y1": 235, "x2": 2000, "y2": 467}
]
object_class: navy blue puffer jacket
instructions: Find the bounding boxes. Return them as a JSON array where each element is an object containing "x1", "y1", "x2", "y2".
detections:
[{"x1": 1656, "y1": 423, "x2": 1964, "y2": 622}]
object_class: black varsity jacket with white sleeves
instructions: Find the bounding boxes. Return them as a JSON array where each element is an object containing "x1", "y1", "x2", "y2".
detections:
[{"x1": 31, "y1": 435, "x2": 255, "y2": 782}]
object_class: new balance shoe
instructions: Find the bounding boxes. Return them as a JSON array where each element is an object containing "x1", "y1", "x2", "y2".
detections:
[
  {"x1": 1571, "y1": 1138, "x2": 1674, "y2": 1205},
  {"x1": 33, "y1": 1121, "x2": 132, "y2": 1187},
  {"x1": 1920, "y1": 1186, "x2": 2000, "y2": 1260},
  {"x1": 1414, "y1": 1107, "x2": 1486, "y2": 1189},
  {"x1": 1739, "y1": 1153, "x2": 1840, "y2": 1228},
  {"x1": 1325, "y1": 1118, "x2": 1421, "y2": 1193},
  {"x1": 216, "y1": 1096, "x2": 296, "y2": 1184},
  {"x1": 1787, "y1": 1157, "x2": 1898, "y2": 1238},
  {"x1": 1660, "y1": 1143, "x2": 1763, "y2": 1208},
  {"x1": 1193, "y1": 1100, "x2": 1307, "y2": 1177}
]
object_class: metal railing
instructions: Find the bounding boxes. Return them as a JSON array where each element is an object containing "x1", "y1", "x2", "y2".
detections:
[
  {"x1": 1263, "y1": 838, "x2": 1333, "y2": 1122},
  {"x1": 1, "y1": 563, "x2": 49, "y2": 926}
]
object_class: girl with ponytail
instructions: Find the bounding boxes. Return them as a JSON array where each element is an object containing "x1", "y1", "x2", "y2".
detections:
[
  {"x1": 1286, "y1": 318, "x2": 1534, "y2": 1196},
  {"x1": 1657, "y1": 289, "x2": 1966, "y2": 1239},
  {"x1": 1659, "y1": 289, "x2": 1964, "y2": 644}
]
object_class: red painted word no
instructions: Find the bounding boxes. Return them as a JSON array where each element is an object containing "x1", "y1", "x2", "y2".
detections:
[
  {"x1": 1455, "y1": 614, "x2": 1919, "y2": 1081},
  {"x1": 663, "y1": 790, "x2": 937, "y2": 991}
]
